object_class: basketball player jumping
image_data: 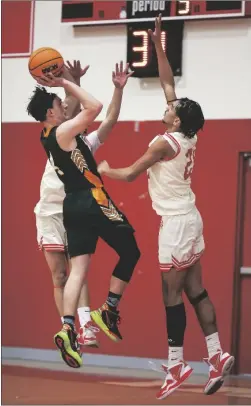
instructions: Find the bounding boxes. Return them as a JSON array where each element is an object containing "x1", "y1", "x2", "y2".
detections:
[
  {"x1": 97, "y1": 15, "x2": 234, "y2": 399},
  {"x1": 27, "y1": 61, "x2": 140, "y2": 369},
  {"x1": 34, "y1": 60, "x2": 100, "y2": 348}
]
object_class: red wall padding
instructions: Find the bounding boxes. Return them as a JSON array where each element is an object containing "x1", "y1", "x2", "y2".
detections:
[
  {"x1": 2, "y1": 120, "x2": 251, "y2": 360},
  {"x1": 1, "y1": 1, "x2": 33, "y2": 55}
]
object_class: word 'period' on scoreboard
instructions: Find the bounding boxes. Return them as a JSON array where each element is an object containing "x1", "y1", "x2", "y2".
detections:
[{"x1": 61, "y1": 1, "x2": 247, "y2": 25}]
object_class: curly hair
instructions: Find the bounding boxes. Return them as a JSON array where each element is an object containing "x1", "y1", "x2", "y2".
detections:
[
  {"x1": 26, "y1": 86, "x2": 57, "y2": 122},
  {"x1": 175, "y1": 98, "x2": 205, "y2": 138}
]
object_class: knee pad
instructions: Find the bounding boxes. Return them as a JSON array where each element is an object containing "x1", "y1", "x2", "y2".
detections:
[
  {"x1": 188, "y1": 289, "x2": 208, "y2": 306},
  {"x1": 112, "y1": 245, "x2": 140, "y2": 283}
]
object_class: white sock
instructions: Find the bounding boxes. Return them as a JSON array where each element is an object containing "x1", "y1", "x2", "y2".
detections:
[
  {"x1": 168, "y1": 347, "x2": 184, "y2": 367},
  {"x1": 206, "y1": 332, "x2": 222, "y2": 358},
  {"x1": 77, "y1": 306, "x2": 91, "y2": 327},
  {"x1": 61, "y1": 317, "x2": 64, "y2": 324}
]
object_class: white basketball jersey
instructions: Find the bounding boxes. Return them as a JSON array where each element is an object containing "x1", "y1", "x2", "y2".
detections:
[
  {"x1": 147, "y1": 132, "x2": 197, "y2": 216},
  {"x1": 34, "y1": 130, "x2": 101, "y2": 217},
  {"x1": 34, "y1": 160, "x2": 65, "y2": 216}
]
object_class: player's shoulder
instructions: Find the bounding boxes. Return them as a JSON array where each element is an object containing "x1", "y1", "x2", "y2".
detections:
[
  {"x1": 166, "y1": 132, "x2": 197, "y2": 148},
  {"x1": 149, "y1": 132, "x2": 197, "y2": 151},
  {"x1": 41, "y1": 126, "x2": 58, "y2": 152},
  {"x1": 148, "y1": 135, "x2": 161, "y2": 147},
  {"x1": 41, "y1": 126, "x2": 58, "y2": 139},
  {"x1": 164, "y1": 131, "x2": 183, "y2": 141},
  {"x1": 148, "y1": 132, "x2": 180, "y2": 148}
]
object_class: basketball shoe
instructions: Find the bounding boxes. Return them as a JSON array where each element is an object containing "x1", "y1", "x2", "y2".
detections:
[
  {"x1": 77, "y1": 321, "x2": 100, "y2": 348},
  {"x1": 54, "y1": 323, "x2": 82, "y2": 368},
  {"x1": 91, "y1": 303, "x2": 122, "y2": 342},
  {"x1": 156, "y1": 361, "x2": 193, "y2": 400},
  {"x1": 203, "y1": 351, "x2": 235, "y2": 395}
]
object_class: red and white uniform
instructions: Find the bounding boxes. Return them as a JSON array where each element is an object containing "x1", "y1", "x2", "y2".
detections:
[
  {"x1": 147, "y1": 132, "x2": 205, "y2": 271},
  {"x1": 34, "y1": 131, "x2": 101, "y2": 252}
]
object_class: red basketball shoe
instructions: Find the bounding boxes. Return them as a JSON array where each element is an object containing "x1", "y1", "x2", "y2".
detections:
[
  {"x1": 203, "y1": 351, "x2": 235, "y2": 395},
  {"x1": 156, "y1": 361, "x2": 193, "y2": 400}
]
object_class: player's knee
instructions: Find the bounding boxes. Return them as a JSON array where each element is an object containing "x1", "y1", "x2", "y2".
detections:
[
  {"x1": 127, "y1": 242, "x2": 141, "y2": 272},
  {"x1": 161, "y1": 273, "x2": 184, "y2": 306},
  {"x1": 52, "y1": 268, "x2": 67, "y2": 288},
  {"x1": 113, "y1": 245, "x2": 140, "y2": 283},
  {"x1": 122, "y1": 239, "x2": 141, "y2": 265},
  {"x1": 187, "y1": 289, "x2": 208, "y2": 306}
]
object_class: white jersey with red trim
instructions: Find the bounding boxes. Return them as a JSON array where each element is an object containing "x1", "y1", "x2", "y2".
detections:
[
  {"x1": 147, "y1": 132, "x2": 197, "y2": 216},
  {"x1": 34, "y1": 130, "x2": 101, "y2": 217}
]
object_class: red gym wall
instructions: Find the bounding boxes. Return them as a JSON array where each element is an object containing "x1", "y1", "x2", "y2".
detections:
[{"x1": 2, "y1": 120, "x2": 251, "y2": 361}]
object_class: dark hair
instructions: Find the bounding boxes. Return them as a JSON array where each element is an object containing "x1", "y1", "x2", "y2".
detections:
[
  {"x1": 175, "y1": 98, "x2": 205, "y2": 139},
  {"x1": 26, "y1": 86, "x2": 57, "y2": 122}
]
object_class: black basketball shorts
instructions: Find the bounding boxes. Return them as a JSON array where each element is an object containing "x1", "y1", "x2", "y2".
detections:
[{"x1": 63, "y1": 189, "x2": 134, "y2": 258}]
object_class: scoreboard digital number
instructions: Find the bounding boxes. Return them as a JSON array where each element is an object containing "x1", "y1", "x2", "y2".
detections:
[
  {"x1": 62, "y1": 1, "x2": 247, "y2": 25},
  {"x1": 126, "y1": 0, "x2": 244, "y2": 21},
  {"x1": 127, "y1": 21, "x2": 183, "y2": 78},
  {"x1": 61, "y1": 1, "x2": 250, "y2": 79}
]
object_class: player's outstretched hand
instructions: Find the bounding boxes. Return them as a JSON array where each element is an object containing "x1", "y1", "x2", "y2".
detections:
[
  {"x1": 112, "y1": 61, "x2": 134, "y2": 89},
  {"x1": 97, "y1": 160, "x2": 110, "y2": 175},
  {"x1": 36, "y1": 73, "x2": 64, "y2": 88},
  {"x1": 65, "y1": 60, "x2": 90, "y2": 80},
  {"x1": 148, "y1": 13, "x2": 162, "y2": 44}
]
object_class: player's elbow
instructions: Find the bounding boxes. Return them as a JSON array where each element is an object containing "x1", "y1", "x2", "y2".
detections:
[
  {"x1": 126, "y1": 170, "x2": 137, "y2": 182},
  {"x1": 85, "y1": 102, "x2": 103, "y2": 121},
  {"x1": 126, "y1": 175, "x2": 135, "y2": 182},
  {"x1": 81, "y1": 103, "x2": 103, "y2": 127},
  {"x1": 92, "y1": 102, "x2": 103, "y2": 116}
]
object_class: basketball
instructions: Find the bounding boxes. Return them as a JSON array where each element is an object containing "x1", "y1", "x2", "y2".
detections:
[{"x1": 28, "y1": 47, "x2": 64, "y2": 79}]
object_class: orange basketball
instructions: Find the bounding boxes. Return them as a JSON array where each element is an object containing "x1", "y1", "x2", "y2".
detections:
[{"x1": 28, "y1": 47, "x2": 64, "y2": 79}]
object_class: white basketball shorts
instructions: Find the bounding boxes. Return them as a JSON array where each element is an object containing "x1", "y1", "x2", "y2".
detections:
[
  {"x1": 36, "y1": 213, "x2": 67, "y2": 252},
  {"x1": 159, "y1": 207, "x2": 205, "y2": 272}
]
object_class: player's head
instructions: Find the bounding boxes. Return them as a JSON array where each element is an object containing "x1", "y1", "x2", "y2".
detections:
[
  {"x1": 26, "y1": 86, "x2": 66, "y2": 125},
  {"x1": 162, "y1": 98, "x2": 205, "y2": 138}
]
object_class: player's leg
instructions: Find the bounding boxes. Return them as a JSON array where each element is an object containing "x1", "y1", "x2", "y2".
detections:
[
  {"x1": 184, "y1": 260, "x2": 234, "y2": 395},
  {"x1": 162, "y1": 269, "x2": 187, "y2": 365},
  {"x1": 54, "y1": 253, "x2": 91, "y2": 368},
  {"x1": 156, "y1": 214, "x2": 195, "y2": 400},
  {"x1": 36, "y1": 214, "x2": 68, "y2": 321},
  {"x1": 91, "y1": 221, "x2": 140, "y2": 342},
  {"x1": 77, "y1": 275, "x2": 100, "y2": 348},
  {"x1": 156, "y1": 268, "x2": 193, "y2": 400},
  {"x1": 54, "y1": 221, "x2": 98, "y2": 368},
  {"x1": 43, "y1": 250, "x2": 67, "y2": 318},
  {"x1": 63, "y1": 252, "x2": 99, "y2": 348}
]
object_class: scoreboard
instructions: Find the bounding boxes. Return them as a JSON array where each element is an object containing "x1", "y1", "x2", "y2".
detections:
[
  {"x1": 127, "y1": 20, "x2": 184, "y2": 78},
  {"x1": 61, "y1": 1, "x2": 249, "y2": 78},
  {"x1": 61, "y1": 1, "x2": 247, "y2": 25}
]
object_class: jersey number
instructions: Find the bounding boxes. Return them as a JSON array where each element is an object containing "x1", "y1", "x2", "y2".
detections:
[{"x1": 184, "y1": 148, "x2": 195, "y2": 180}]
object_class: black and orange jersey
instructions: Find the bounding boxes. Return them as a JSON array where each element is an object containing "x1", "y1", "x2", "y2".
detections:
[
  {"x1": 41, "y1": 126, "x2": 103, "y2": 194},
  {"x1": 41, "y1": 126, "x2": 124, "y2": 222}
]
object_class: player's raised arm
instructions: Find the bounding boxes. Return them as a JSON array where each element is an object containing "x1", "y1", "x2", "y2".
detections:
[
  {"x1": 95, "y1": 61, "x2": 133, "y2": 144},
  {"x1": 62, "y1": 60, "x2": 90, "y2": 119},
  {"x1": 149, "y1": 14, "x2": 177, "y2": 102},
  {"x1": 37, "y1": 73, "x2": 103, "y2": 148}
]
